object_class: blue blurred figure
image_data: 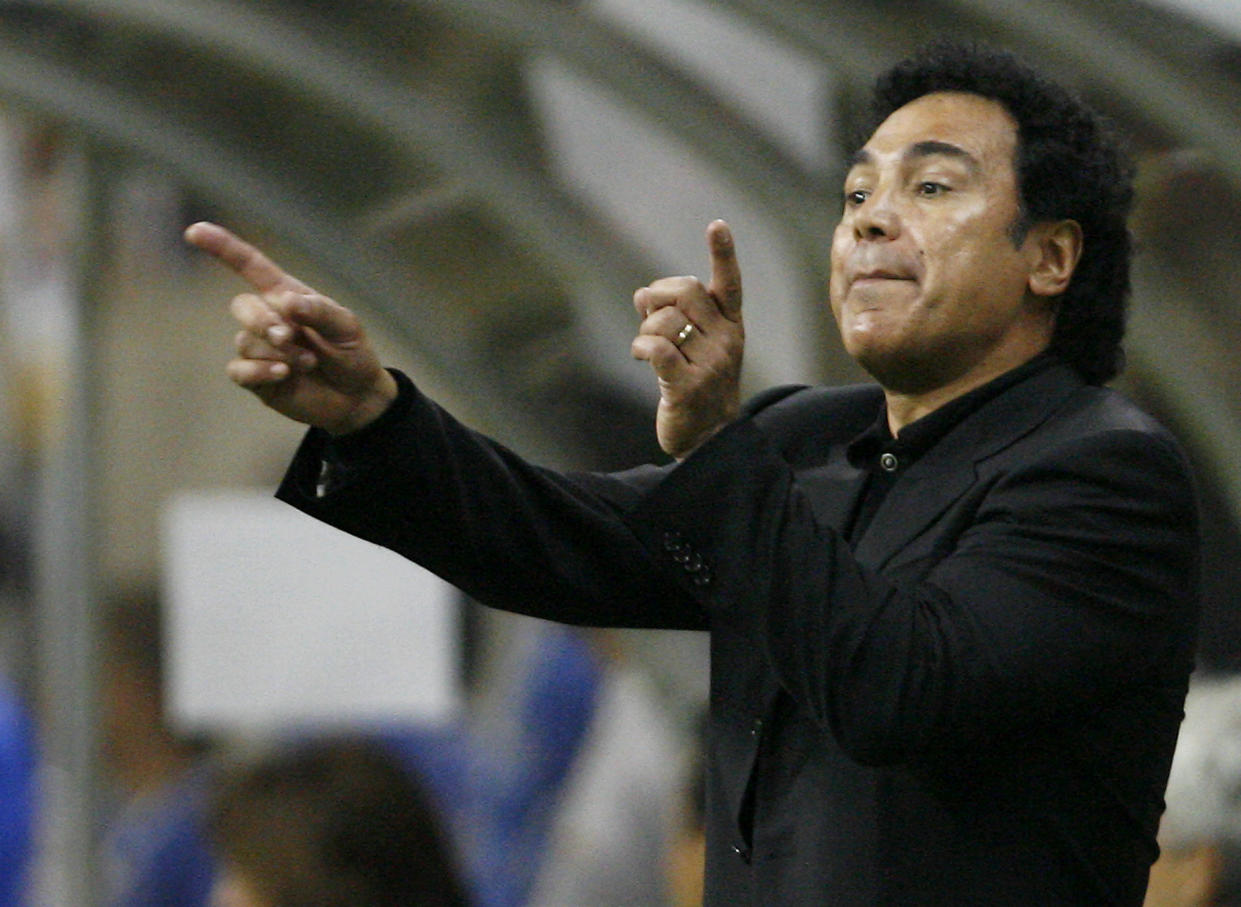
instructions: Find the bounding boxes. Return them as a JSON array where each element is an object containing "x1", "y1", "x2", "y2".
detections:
[
  {"x1": 0, "y1": 673, "x2": 34, "y2": 907},
  {"x1": 385, "y1": 623, "x2": 602, "y2": 907},
  {"x1": 98, "y1": 589, "x2": 214, "y2": 907}
]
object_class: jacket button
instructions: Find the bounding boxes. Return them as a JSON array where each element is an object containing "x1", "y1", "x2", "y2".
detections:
[
  {"x1": 751, "y1": 718, "x2": 764, "y2": 737},
  {"x1": 733, "y1": 844, "x2": 752, "y2": 864},
  {"x1": 663, "y1": 530, "x2": 686, "y2": 553},
  {"x1": 879, "y1": 452, "x2": 899, "y2": 472}
]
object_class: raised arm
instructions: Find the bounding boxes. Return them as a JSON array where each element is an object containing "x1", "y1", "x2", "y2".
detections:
[{"x1": 184, "y1": 222, "x2": 396, "y2": 435}]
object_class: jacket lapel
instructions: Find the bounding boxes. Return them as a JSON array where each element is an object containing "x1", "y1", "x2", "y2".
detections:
[
  {"x1": 750, "y1": 382, "x2": 880, "y2": 535},
  {"x1": 852, "y1": 363, "x2": 1084, "y2": 572}
]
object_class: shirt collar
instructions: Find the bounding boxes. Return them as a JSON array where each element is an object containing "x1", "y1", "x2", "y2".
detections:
[{"x1": 847, "y1": 352, "x2": 1059, "y2": 472}]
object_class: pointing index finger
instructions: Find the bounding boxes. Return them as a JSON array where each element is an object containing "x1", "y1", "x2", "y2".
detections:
[
  {"x1": 706, "y1": 219, "x2": 742, "y2": 322},
  {"x1": 183, "y1": 221, "x2": 308, "y2": 296}
]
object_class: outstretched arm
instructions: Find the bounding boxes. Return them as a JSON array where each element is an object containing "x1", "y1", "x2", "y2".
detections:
[
  {"x1": 631, "y1": 220, "x2": 745, "y2": 459},
  {"x1": 183, "y1": 221, "x2": 397, "y2": 436}
]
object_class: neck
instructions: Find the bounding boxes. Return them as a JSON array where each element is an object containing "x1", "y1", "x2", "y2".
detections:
[{"x1": 884, "y1": 344, "x2": 1048, "y2": 434}]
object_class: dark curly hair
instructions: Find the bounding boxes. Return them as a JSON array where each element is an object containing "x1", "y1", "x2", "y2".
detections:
[{"x1": 869, "y1": 41, "x2": 1134, "y2": 385}]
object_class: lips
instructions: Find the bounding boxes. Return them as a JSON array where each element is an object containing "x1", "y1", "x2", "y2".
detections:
[
  {"x1": 848, "y1": 272, "x2": 918, "y2": 290},
  {"x1": 845, "y1": 254, "x2": 918, "y2": 284},
  {"x1": 852, "y1": 269, "x2": 915, "y2": 284}
]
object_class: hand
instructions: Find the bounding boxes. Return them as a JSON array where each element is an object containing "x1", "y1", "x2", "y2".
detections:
[
  {"x1": 631, "y1": 220, "x2": 744, "y2": 459},
  {"x1": 184, "y1": 221, "x2": 397, "y2": 435}
]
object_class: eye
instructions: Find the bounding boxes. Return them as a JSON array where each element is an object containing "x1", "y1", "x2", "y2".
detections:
[
  {"x1": 843, "y1": 188, "x2": 870, "y2": 208},
  {"x1": 917, "y1": 181, "x2": 949, "y2": 197}
]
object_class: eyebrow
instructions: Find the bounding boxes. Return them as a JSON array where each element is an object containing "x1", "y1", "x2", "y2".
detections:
[{"x1": 847, "y1": 140, "x2": 982, "y2": 173}]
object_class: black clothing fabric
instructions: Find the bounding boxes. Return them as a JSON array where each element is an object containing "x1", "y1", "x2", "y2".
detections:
[
  {"x1": 278, "y1": 360, "x2": 1200, "y2": 905},
  {"x1": 844, "y1": 352, "x2": 1057, "y2": 541}
]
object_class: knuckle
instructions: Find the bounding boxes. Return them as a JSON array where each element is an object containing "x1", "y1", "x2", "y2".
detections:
[
  {"x1": 269, "y1": 290, "x2": 302, "y2": 313},
  {"x1": 649, "y1": 346, "x2": 678, "y2": 371},
  {"x1": 653, "y1": 307, "x2": 681, "y2": 330},
  {"x1": 648, "y1": 275, "x2": 699, "y2": 297}
]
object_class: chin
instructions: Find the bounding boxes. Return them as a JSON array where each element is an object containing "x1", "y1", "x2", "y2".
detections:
[{"x1": 853, "y1": 346, "x2": 949, "y2": 395}]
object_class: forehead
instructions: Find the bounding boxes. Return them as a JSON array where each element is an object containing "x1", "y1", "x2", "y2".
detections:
[{"x1": 856, "y1": 91, "x2": 1019, "y2": 169}]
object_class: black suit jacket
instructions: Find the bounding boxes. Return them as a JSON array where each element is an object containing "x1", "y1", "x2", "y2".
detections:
[{"x1": 278, "y1": 360, "x2": 1200, "y2": 905}]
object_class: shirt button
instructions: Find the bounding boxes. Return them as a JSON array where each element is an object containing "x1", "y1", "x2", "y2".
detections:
[
  {"x1": 663, "y1": 530, "x2": 686, "y2": 553},
  {"x1": 879, "y1": 452, "x2": 899, "y2": 472},
  {"x1": 733, "y1": 844, "x2": 752, "y2": 864},
  {"x1": 751, "y1": 718, "x2": 764, "y2": 737}
]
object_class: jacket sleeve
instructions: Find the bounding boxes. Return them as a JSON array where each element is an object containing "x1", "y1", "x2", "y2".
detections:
[
  {"x1": 276, "y1": 370, "x2": 707, "y2": 630},
  {"x1": 620, "y1": 405, "x2": 1201, "y2": 765}
]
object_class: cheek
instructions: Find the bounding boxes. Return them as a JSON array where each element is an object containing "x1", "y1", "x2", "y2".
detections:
[
  {"x1": 827, "y1": 227, "x2": 854, "y2": 313},
  {"x1": 829, "y1": 221, "x2": 850, "y2": 269},
  {"x1": 828, "y1": 276, "x2": 846, "y2": 322}
]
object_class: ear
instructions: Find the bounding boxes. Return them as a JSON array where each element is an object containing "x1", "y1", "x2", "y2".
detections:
[{"x1": 1025, "y1": 219, "x2": 1083, "y2": 299}]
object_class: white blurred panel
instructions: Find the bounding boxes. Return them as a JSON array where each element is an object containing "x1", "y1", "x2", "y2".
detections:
[{"x1": 162, "y1": 490, "x2": 461, "y2": 732}]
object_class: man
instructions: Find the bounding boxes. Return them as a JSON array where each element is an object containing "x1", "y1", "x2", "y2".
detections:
[{"x1": 186, "y1": 42, "x2": 1200, "y2": 905}]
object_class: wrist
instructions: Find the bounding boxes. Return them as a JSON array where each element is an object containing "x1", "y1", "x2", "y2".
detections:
[{"x1": 325, "y1": 369, "x2": 399, "y2": 436}]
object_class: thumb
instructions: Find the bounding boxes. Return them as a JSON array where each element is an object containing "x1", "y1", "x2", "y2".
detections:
[
  {"x1": 280, "y1": 292, "x2": 362, "y2": 348},
  {"x1": 706, "y1": 219, "x2": 742, "y2": 322}
]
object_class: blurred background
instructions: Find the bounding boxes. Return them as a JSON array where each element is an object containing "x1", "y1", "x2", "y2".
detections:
[{"x1": 1, "y1": 0, "x2": 1241, "y2": 904}]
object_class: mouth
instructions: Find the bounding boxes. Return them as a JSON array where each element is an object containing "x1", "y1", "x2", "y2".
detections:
[{"x1": 853, "y1": 270, "x2": 914, "y2": 284}]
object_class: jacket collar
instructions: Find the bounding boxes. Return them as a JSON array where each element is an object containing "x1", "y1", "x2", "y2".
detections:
[{"x1": 852, "y1": 361, "x2": 1085, "y2": 571}]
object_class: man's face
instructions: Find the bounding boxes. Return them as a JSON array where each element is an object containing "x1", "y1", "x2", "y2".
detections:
[{"x1": 829, "y1": 91, "x2": 1054, "y2": 395}]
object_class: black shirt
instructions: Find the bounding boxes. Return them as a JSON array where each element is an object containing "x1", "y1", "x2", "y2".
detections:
[{"x1": 844, "y1": 353, "x2": 1059, "y2": 542}]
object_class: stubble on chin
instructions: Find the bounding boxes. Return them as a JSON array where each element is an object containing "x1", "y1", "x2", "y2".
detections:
[{"x1": 846, "y1": 329, "x2": 956, "y2": 396}]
